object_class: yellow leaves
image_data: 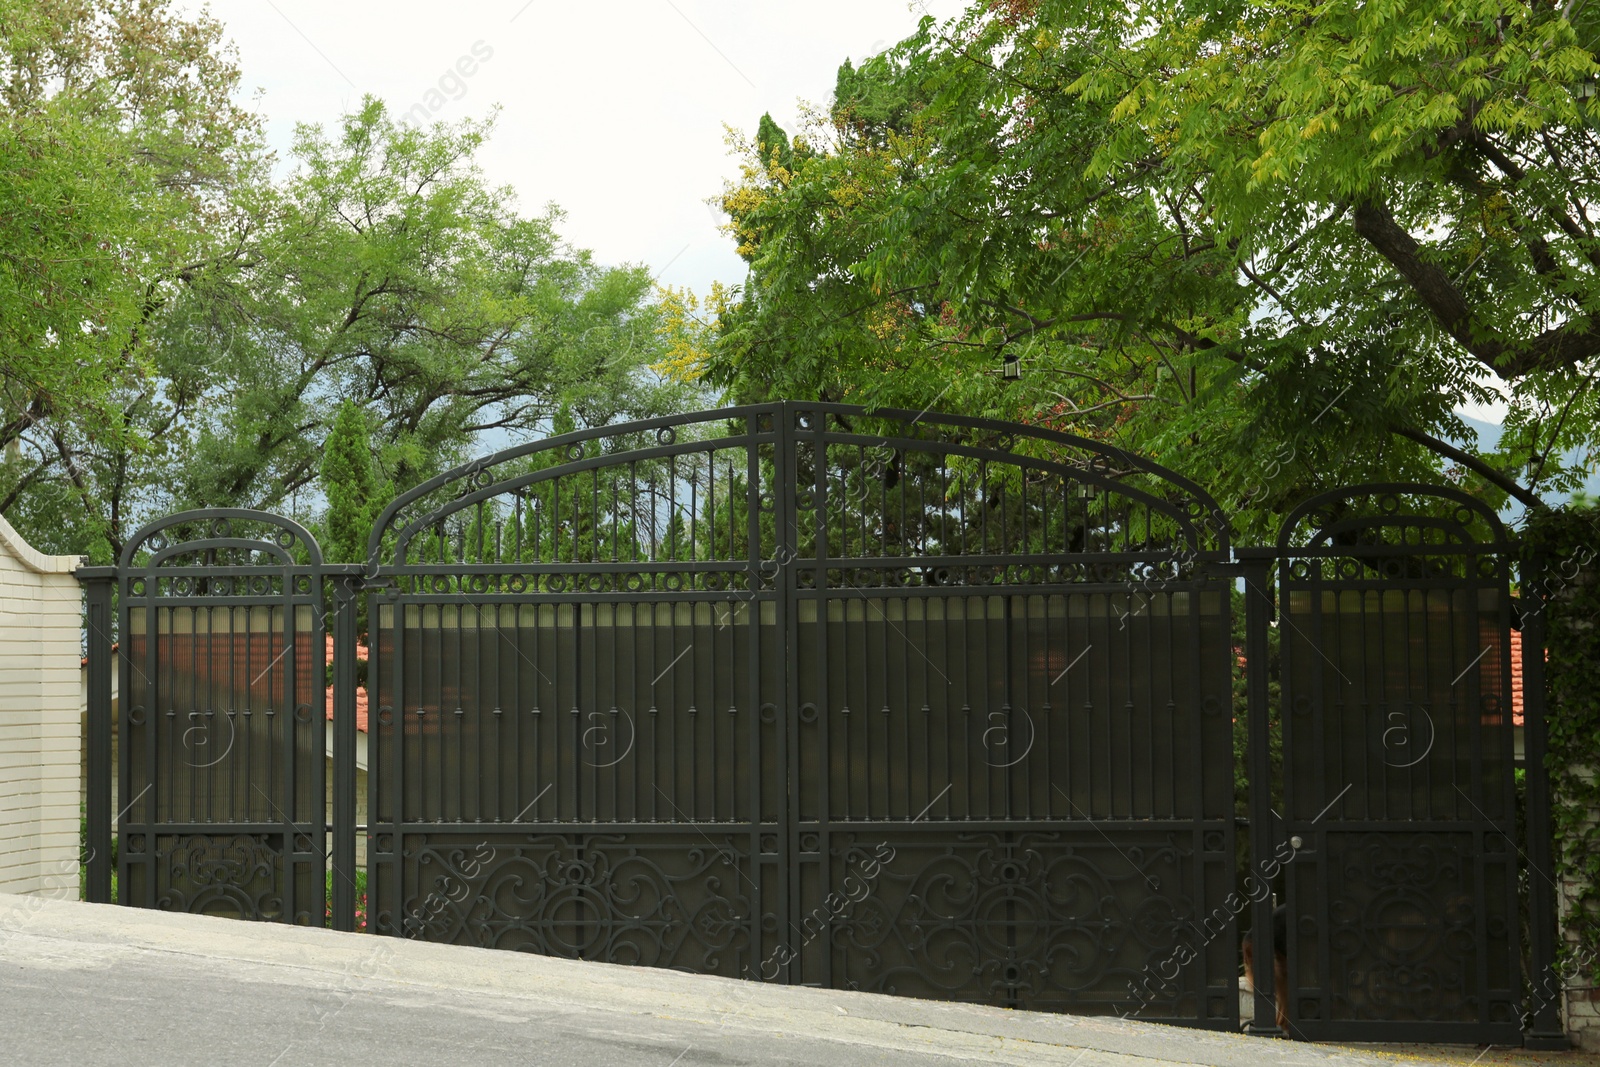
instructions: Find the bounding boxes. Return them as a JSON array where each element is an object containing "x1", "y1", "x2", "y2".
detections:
[
  {"x1": 652, "y1": 284, "x2": 727, "y2": 383},
  {"x1": 865, "y1": 300, "x2": 909, "y2": 342},
  {"x1": 1300, "y1": 111, "x2": 1340, "y2": 138}
]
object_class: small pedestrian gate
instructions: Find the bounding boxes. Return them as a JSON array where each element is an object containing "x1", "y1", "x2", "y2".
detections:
[{"x1": 77, "y1": 402, "x2": 1566, "y2": 1046}]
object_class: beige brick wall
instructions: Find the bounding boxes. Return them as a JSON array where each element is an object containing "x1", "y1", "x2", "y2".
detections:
[{"x1": 0, "y1": 513, "x2": 85, "y2": 897}]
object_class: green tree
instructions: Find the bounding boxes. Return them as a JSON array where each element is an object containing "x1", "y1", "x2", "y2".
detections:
[
  {"x1": 5, "y1": 94, "x2": 701, "y2": 556},
  {"x1": 685, "y1": 0, "x2": 1600, "y2": 539},
  {"x1": 321, "y1": 401, "x2": 385, "y2": 565},
  {"x1": 0, "y1": 0, "x2": 260, "y2": 558}
]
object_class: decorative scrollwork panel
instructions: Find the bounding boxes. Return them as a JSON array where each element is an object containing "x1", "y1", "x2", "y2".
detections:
[
  {"x1": 376, "y1": 832, "x2": 765, "y2": 978},
  {"x1": 795, "y1": 829, "x2": 1236, "y2": 1025}
]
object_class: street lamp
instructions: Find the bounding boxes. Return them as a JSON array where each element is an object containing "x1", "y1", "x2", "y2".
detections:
[{"x1": 1002, "y1": 353, "x2": 1021, "y2": 381}]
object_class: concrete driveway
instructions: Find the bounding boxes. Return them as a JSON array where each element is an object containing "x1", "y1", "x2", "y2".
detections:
[{"x1": 0, "y1": 893, "x2": 1590, "y2": 1067}]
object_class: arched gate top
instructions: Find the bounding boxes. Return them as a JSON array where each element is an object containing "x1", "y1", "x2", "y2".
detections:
[{"x1": 368, "y1": 401, "x2": 1231, "y2": 569}]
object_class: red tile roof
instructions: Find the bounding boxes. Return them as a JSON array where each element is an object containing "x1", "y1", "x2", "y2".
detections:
[{"x1": 323, "y1": 634, "x2": 371, "y2": 734}]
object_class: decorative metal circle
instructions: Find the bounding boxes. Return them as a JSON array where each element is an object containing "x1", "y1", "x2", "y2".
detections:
[
  {"x1": 663, "y1": 572, "x2": 682, "y2": 591},
  {"x1": 1336, "y1": 558, "x2": 1361, "y2": 580},
  {"x1": 585, "y1": 573, "x2": 606, "y2": 591},
  {"x1": 757, "y1": 413, "x2": 774, "y2": 432},
  {"x1": 1289, "y1": 560, "x2": 1312, "y2": 580},
  {"x1": 999, "y1": 862, "x2": 1020, "y2": 881},
  {"x1": 547, "y1": 574, "x2": 568, "y2": 592},
  {"x1": 759, "y1": 493, "x2": 775, "y2": 511},
  {"x1": 212, "y1": 577, "x2": 233, "y2": 596},
  {"x1": 796, "y1": 412, "x2": 814, "y2": 430},
  {"x1": 760, "y1": 835, "x2": 778, "y2": 854},
  {"x1": 565, "y1": 443, "x2": 585, "y2": 461},
  {"x1": 431, "y1": 575, "x2": 451, "y2": 593},
  {"x1": 295, "y1": 834, "x2": 314, "y2": 852},
  {"x1": 1201, "y1": 697, "x2": 1222, "y2": 716},
  {"x1": 705, "y1": 572, "x2": 726, "y2": 591},
  {"x1": 468, "y1": 574, "x2": 490, "y2": 593},
  {"x1": 149, "y1": 533, "x2": 168, "y2": 551},
  {"x1": 127, "y1": 835, "x2": 146, "y2": 854},
  {"x1": 1203, "y1": 831, "x2": 1225, "y2": 852},
  {"x1": 1479, "y1": 556, "x2": 1499, "y2": 578},
  {"x1": 761, "y1": 913, "x2": 780, "y2": 932},
  {"x1": 376, "y1": 835, "x2": 393, "y2": 853},
  {"x1": 1293, "y1": 695, "x2": 1313, "y2": 716},
  {"x1": 130, "y1": 578, "x2": 146, "y2": 596},
  {"x1": 1381, "y1": 558, "x2": 1405, "y2": 578},
  {"x1": 798, "y1": 702, "x2": 818, "y2": 724},
  {"x1": 473, "y1": 469, "x2": 493, "y2": 489},
  {"x1": 1379, "y1": 493, "x2": 1401, "y2": 514},
  {"x1": 211, "y1": 518, "x2": 231, "y2": 538},
  {"x1": 128, "y1": 705, "x2": 146, "y2": 727},
  {"x1": 175, "y1": 577, "x2": 195, "y2": 596},
  {"x1": 759, "y1": 703, "x2": 778, "y2": 724},
  {"x1": 800, "y1": 833, "x2": 820, "y2": 853},
  {"x1": 298, "y1": 575, "x2": 313, "y2": 593},
  {"x1": 276, "y1": 529, "x2": 296, "y2": 548},
  {"x1": 624, "y1": 572, "x2": 644, "y2": 591},
  {"x1": 655, "y1": 426, "x2": 677, "y2": 446},
  {"x1": 377, "y1": 706, "x2": 394, "y2": 727},
  {"x1": 251, "y1": 575, "x2": 270, "y2": 595},
  {"x1": 797, "y1": 487, "x2": 816, "y2": 509},
  {"x1": 294, "y1": 703, "x2": 315, "y2": 724},
  {"x1": 507, "y1": 575, "x2": 528, "y2": 593}
]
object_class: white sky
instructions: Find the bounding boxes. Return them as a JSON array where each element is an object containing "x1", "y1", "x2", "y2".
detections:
[
  {"x1": 179, "y1": 1, "x2": 1511, "y2": 429},
  {"x1": 184, "y1": 0, "x2": 969, "y2": 300}
]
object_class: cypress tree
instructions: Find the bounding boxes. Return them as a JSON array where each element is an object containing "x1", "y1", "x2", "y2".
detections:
[{"x1": 321, "y1": 400, "x2": 380, "y2": 565}]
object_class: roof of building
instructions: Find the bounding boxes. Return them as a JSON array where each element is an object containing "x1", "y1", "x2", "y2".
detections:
[{"x1": 323, "y1": 634, "x2": 371, "y2": 734}]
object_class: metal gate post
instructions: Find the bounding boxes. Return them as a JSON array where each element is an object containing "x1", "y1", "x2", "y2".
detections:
[
  {"x1": 78, "y1": 565, "x2": 116, "y2": 904},
  {"x1": 1522, "y1": 553, "x2": 1569, "y2": 1049},
  {"x1": 329, "y1": 566, "x2": 362, "y2": 932},
  {"x1": 1240, "y1": 552, "x2": 1284, "y2": 1037}
]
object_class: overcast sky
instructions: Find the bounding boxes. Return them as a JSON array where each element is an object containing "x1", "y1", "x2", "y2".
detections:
[
  {"x1": 179, "y1": 1, "x2": 1510, "y2": 429},
  {"x1": 183, "y1": 0, "x2": 970, "y2": 299}
]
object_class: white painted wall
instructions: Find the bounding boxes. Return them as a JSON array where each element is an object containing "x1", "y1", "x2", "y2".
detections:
[{"x1": 0, "y1": 514, "x2": 83, "y2": 896}]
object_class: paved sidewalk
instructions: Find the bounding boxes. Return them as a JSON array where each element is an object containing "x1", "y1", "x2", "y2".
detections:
[{"x1": 0, "y1": 893, "x2": 1592, "y2": 1066}]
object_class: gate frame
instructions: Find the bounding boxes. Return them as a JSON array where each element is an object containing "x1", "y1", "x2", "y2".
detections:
[
  {"x1": 73, "y1": 419, "x2": 1570, "y2": 1048},
  {"x1": 1241, "y1": 484, "x2": 1565, "y2": 1048}
]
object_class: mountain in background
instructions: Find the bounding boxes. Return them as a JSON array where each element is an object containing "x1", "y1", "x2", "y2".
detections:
[{"x1": 1453, "y1": 413, "x2": 1598, "y2": 525}]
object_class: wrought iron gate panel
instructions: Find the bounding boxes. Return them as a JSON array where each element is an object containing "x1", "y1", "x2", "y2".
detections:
[
  {"x1": 366, "y1": 409, "x2": 788, "y2": 977},
  {"x1": 784, "y1": 405, "x2": 1238, "y2": 1024},
  {"x1": 115, "y1": 510, "x2": 325, "y2": 922},
  {"x1": 75, "y1": 409, "x2": 1563, "y2": 1044},
  {"x1": 1274, "y1": 486, "x2": 1523, "y2": 1042}
]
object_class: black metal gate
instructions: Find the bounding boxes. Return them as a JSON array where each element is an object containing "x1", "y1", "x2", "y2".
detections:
[
  {"x1": 91, "y1": 511, "x2": 327, "y2": 921},
  {"x1": 75, "y1": 404, "x2": 1568, "y2": 1045}
]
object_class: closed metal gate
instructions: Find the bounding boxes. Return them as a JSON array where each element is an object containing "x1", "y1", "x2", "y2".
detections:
[
  {"x1": 75, "y1": 406, "x2": 1568, "y2": 1045},
  {"x1": 359, "y1": 403, "x2": 1238, "y2": 1024},
  {"x1": 97, "y1": 512, "x2": 326, "y2": 921}
]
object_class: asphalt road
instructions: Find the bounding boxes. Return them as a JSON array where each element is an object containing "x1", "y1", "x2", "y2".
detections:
[{"x1": 0, "y1": 893, "x2": 1590, "y2": 1067}]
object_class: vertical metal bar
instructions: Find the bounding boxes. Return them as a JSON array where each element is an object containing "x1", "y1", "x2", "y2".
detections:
[
  {"x1": 1243, "y1": 555, "x2": 1285, "y2": 1037},
  {"x1": 1522, "y1": 550, "x2": 1569, "y2": 1049},
  {"x1": 330, "y1": 570, "x2": 359, "y2": 932},
  {"x1": 81, "y1": 569, "x2": 115, "y2": 904}
]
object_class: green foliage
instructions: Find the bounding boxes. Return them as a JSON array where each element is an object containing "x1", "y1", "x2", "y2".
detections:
[
  {"x1": 0, "y1": 0, "x2": 259, "y2": 552},
  {"x1": 1521, "y1": 502, "x2": 1600, "y2": 985},
  {"x1": 321, "y1": 401, "x2": 385, "y2": 565},
  {"x1": 4, "y1": 78, "x2": 701, "y2": 556},
  {"x1": 685, "y1": 0, "x2": 1600, "y2": 542}
]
